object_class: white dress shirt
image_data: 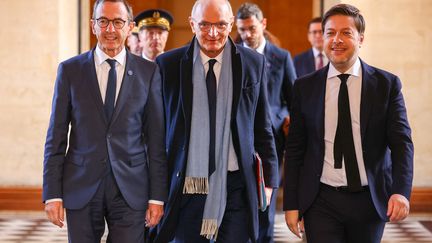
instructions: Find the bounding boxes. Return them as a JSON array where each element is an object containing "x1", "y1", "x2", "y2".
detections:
[
  {"x1": 242, "y1": 37, "x2": 266, "y2": 55},
  {"x1": 320, "y1": 58, "x2": 368, "y2": 187},
  {"x1": 199, "y1": 49, "x2": 239, "y2": 171},
  {"x1": 94, "y1": 45, "x2": 126, "y2": 104}
]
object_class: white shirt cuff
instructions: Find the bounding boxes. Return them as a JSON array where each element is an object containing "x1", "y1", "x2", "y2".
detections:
[
  {"x1": 45, "y1": 198, "x2": 62, "y2": 204},
  {"x1": 148, "y1": 200, "x2": 164, "y2": 205}
]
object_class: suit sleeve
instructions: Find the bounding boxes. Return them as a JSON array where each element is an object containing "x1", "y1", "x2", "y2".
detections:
[
  {"x1": 387, "y1": 76, "x2": 414, "y2": 199},
  {"x1": 282, "y1": 51, "x2": 297, "y2": 115},
  {"x1": 254, "y1": 58, "x2": 279, "y2": 188},
  {"x1": 43, "y1": 63, "x2": 71, "y2": 202},
  {"x1": 144, "y1": 66, "x2": 168, "y2": 202},
  {"x1": 283, "y1": 81, "x2": 307, "y2": 210}
]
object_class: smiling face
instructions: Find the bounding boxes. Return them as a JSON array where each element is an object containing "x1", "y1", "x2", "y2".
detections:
[
  {"x1": 189, "y1": 0, "x2": 234, "y2": 58},
  {"x1": 323, "y1": 14, "x2": 364, "y2": 73},
  {"x1": 91, "y1": 1, "x2": 134, "y2": 57}
]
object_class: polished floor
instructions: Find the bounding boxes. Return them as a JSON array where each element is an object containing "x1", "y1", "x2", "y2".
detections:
[{"x1": 0, "y1": 211, "x2": 431, "y2": 242}]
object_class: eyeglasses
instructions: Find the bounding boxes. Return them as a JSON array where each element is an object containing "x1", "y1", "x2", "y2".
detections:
[
  {"x1": 308, "y1": 30, "x2": 323, "y2": 35},
  {"x1": 95, "y1": 17, "x2": 128, "y2": 29},
  {"x1": 192, "y1": 18, "x2": 230, "y2": 32}
]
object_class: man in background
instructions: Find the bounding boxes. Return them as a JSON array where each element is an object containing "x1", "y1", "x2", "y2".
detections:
[
  {"x1": 293, "y1": 17, "x2": 328, "y2": 77},
  {"x1": 236, "y1": 2, "x2": 296, "y2": 243},
  {"x1": 126, "y1": 26, "x2": 142, "y2": 56},
  {"x1": 135, "y1": 9, "x2": 173, "y2": 61}
]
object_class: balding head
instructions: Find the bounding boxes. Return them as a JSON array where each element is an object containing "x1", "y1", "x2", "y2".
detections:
[
  {"x1": 189, "y1": 0, "x2": 234, "y2": 57},
  {"x1": 191, "y1": 0, "x2": 233, "y2": 19}
]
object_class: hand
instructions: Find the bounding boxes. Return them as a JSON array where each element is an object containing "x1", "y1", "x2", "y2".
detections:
[
  {"x1": 387, "y1": 194, "x2": 410, "y2": 222},
  {"x1": 282, "y1": 116, "x2": 291, "y2": 137},
  {"x1": 264, "y1": 187, "x2": 273, "y2": 206},
  {"x1": 285, "y1": 210, "x2": 304, "y2": 239},
  {"x1": 44, "y1": 201, "x2": 64, "y2": 228},
  {"x1": 145, "y1": 203, "x2": 164, "y2": 227}
]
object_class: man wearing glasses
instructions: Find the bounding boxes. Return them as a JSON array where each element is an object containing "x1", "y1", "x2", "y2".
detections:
[
  {"x1": 153, "y1": 0, "x2": 278, "y2": 242},
  {"x1": 294, "y1": 17, "x2": 328, "y2": 78},
  {"x1": 43, "y1": 0, "x2": 167, "y2": 242}
]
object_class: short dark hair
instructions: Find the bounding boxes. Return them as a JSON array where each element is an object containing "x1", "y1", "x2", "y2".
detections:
[
  {"x1": 308, "y1": 17, "x2": 322, "y2": 30},
  {"x1": 236, "y1": 2, "x2": 263, "y2": 21},
  {"x1": 322, "y1": 4, "x2": 365, "y2": 34},
  {"x1": 92, "y1": 0, "x2": 133, "y2": 21}
]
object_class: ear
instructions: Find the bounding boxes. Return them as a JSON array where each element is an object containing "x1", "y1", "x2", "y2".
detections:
[
  {"x1": 188, "y1": 16, "x2": 196, "y2": 34},
  {"x1": 359, "y1": 33, "x2": 364, "y2": 47},
  {"x1": 262, "y1": 18, "x2": 267, "y2": 30},
  {"x1": 126, "y1": 20, "x2": 134, "y2": 36},
  {"x1": 90, "y1": 19, "x2": 97, "y2": 35}
]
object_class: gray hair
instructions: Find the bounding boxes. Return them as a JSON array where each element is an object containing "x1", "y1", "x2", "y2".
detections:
[
  {"x1": 92, "y1": 0, "x2": 133, "y2": 21},
  {"x1": 235, "y1": 2, "x2": 263, "y2": 21}
]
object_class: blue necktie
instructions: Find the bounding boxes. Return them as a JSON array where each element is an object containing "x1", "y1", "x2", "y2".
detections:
[
  {"x1": 105, "y1": 59, "x2": 117, "y2": 121},
  {"x1": 206, "y1": 59, "x2": 217, "y2": 176},
  {"x1": 333, "y1": 74, "x2": 362, "y2": 192}
]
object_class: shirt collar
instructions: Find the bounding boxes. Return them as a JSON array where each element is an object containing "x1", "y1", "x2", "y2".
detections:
[
  {"x1": 327, "y1": 57, "x2": 361, "y2": 79},
  {"x1": 200, "y1": 47, "x2": 223, "y2": 65},
  {"x1": 312, "y1": 47, "x2": 324, "y2": 58},
  {"x1": 95, "y1": 45, "x2": 127, "y2": 66},
  {"x1": 242, "y1": 37, "x2": 266, "y2": 55}
]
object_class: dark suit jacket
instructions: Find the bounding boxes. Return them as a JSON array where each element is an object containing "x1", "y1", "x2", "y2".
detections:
[
  {"x1": 154, "y1": 38, "x2": 278, "y2": 242},
  {"x1": 43, "y1": 49, "x2": 168, "y2": 211},
  {"x1": 283, "y1": 60, "x2": 414, "y2": 221},
  {"x1": 263, "y1": 42, "x2": 297, "y2": 157},
  {"x1": 293, "y1": 48, "x2": 315, "y2": 78}
]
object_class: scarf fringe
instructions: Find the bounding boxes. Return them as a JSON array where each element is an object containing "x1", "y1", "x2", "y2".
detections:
[
  {"x1": 183, "y1": 177, "x2": 209, "y2": 194},
  {"x1": 200, "y1": 219, "x2": 218, "y2": 240}
]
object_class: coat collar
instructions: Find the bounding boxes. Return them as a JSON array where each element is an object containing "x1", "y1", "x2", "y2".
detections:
[
  {"x1": 359, "y1": 59, "x2": 376, "y2": 139},
  {"x1": 180, "y1": 37, "x2": 242, "y2": 126}
]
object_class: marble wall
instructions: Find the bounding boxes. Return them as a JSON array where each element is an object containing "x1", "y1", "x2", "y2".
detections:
[{"x1": 0, "y1": 0, "x2": 78, "y2": 186}]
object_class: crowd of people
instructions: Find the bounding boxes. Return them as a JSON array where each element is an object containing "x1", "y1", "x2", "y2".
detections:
[{"x1": 42, "y1": 0, "x2": 414, "y2": 242}]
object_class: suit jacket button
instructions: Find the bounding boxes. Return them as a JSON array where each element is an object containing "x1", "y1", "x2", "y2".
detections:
[
  {"x1": 176, "y1": 172, "x2": 180, "y2": 177},
  {"x1": 107, "y1": 134, "x2": 112, "y2": 139}
]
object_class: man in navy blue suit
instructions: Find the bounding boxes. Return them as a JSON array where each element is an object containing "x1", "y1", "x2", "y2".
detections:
[
  {"x1": 43, "y1": 0, "x2": 167, "y2": 242},
  {"x1": 293, "y1": 17, "x2": 328, "y2": 78},
  {"x1": 153, "y1": 0, "x2": 278, "y2": 242},
  {"x1": 284, "y1": 4, "x2": 413, "y2": 243},
  {"x1": 235, "y1": 3, "x2": 296, "y2": 242}
]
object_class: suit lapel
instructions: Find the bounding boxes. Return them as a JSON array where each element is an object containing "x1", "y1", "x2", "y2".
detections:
[
  {"x1": 109, "y1": 51, "x2": 135, "y2": 126},
  {"x1": 85, "y1": 50, "x2": 108, "y2": 125},
  {"x1": 360, "y1": 60, "x2": 376, "y2": 139},
  {"x1": 307, "y1": 49, "x2": 316, "y2": 72},
  {"x1": 231, "y1": 40, "x2": 242, "y2": 118},
  {"x1": 316, "y1": 67, "x2": 329, "y2": 147},
  {"x1": 180, "y1": 41, "x2": 194, "y2": 131}
]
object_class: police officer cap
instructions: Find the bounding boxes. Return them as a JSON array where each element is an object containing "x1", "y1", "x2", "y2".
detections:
[{"x1": 134, "y1": 9, "x2": 173, "y2": 31}]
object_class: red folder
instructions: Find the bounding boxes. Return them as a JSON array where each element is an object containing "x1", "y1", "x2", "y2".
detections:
[{"x1": 255, "y1": 152, "x2": 268, "y2": 211}]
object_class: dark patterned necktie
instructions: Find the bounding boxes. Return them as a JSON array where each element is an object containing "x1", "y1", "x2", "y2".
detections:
[
  {"x1": 206, "y1": 59, "x2": 217, "y2": 176},
  {"x1": 317, "y1": 53, "x2": 324, "y2": 69},
  {"x1": 333, "y1": 74, "x2": 362, "y2": 192},
  {"x1": 104, "y1": 59, "x2": 117, "y2": 121}
]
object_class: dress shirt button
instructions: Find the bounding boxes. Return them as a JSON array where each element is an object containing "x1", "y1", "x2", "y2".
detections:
[{"x1": 107, "y1": 134, "x2": 112, "y2": 139}]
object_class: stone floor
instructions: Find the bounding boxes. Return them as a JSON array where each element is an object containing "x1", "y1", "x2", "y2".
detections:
[{"x1": 0, "y1": 211, "x2": 431, "y2": 242}]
